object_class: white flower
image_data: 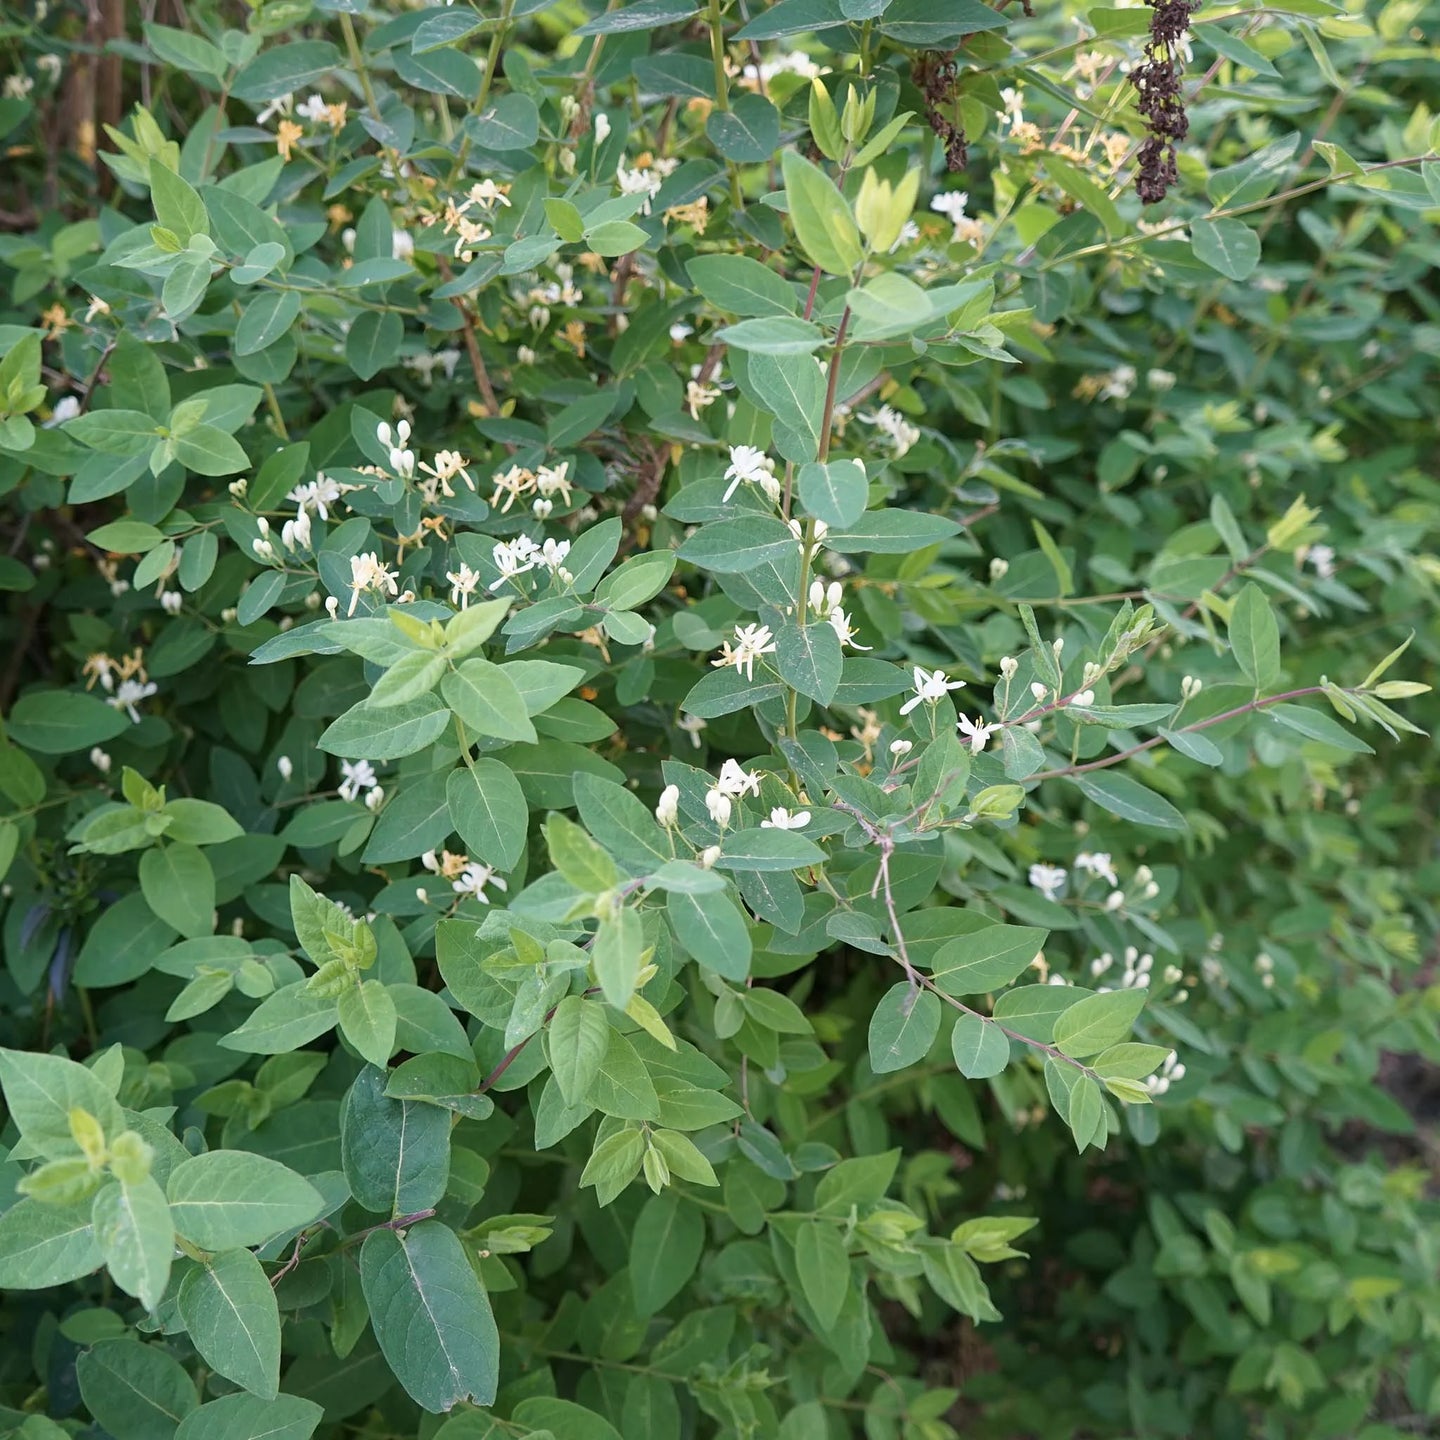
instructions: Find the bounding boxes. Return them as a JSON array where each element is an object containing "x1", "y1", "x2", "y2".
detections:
[
  {"x1": 108, "y1": 679, "x2": 157, "y2": 724},
  {"x1": 46, "y1": 395, "x2": 80, "y2": 427},
  {"x1": 538, "y1": 537, "x2": 571, "y2": 573},
  {"x1": 365, "y1": 785, "x2": 385, "y2": 812},
  {"x1": 1075, "y1": 851, "x2": 1119, "y2": 887},
  {"x1": 392, "y1": 231, "x2": 414, "y2": 262},
  {"x1": 1028, "y1": 863, "x2": 1067, "y2": 900},
  {"x1": 281, "y1": 507, "x2": 312, "y2": 553},
  {"x1": 297, "y1": 94, "x2": 329, "y2": 123},
  {"x1": 827, "y1": 607, "x2": 870, "y2": 650},
  {"x1": 159, "y1": 591, "x2": 183, "y2": 615},
  {"x1": 617, "y1": 160, "x2": 664, "y2": 214},
  {"x1": 277, "y1": 756, "x2": 294, "y2": 781},
  {"x1": 999, "y1": 656, "x2": 1018, "y2": 680},
  {"x1": 447, "y1": 564, "x2": 482, "y2": 608},
  {"x1": 1146, "y1": 1051, "x2": 1183, "y2": 1097},
  {"x1": 655, "y1": 784, "x2": 680, "y2": 827},
  {"x1": 999, "y1": 87, "x2": 1025, "y2": 126},
  {"x1": 338, "y1": 759, "x2": 378, "y2": 802},
  {"x1": 594, "y1": 112, "x2": 612, "y2": 144},
  {"x1": 889, "y1": 740, "x2": 913, "y2": 756},
  {"x1": 90, "y1": 747, "x2": 112, "y2": 774},
  {"x1": 1306, "y1": 543, "x2": 1336, "y2": 579},
  {"x1": 760, "y1": 807, "x2": 811, "y2": 830},
  {"x1": 419, "y1": 450, "x2": 474, "y2": 496},
  {"x1": 1181, "y1": 674, "x2": 1203, "y2": 699},
  {"x1": 930, "y1": 190, "x2": 970, "y2": 222},
  {"x1": 453, "y1": 862, "x2": 507, "y2": 903},
  {"x1": 1098, "y1": 365, "x2": 1137, "y2": 402},
  {"x1": 288, "y1": 473, "x2": 350, "y2": 520},
  {"x1": 1147, "y1": 368, "x2": 1177, "y2": 392},
  {"x1": 535, "y1": 461, "x2": 574, "y2": 506},
  {"x1": 677, "y1": 714, "x2": 707, "y2": 749},
  {"x1": 490, "y1": 537, "x2": 540, "y2": 590},
  {"x1": 721, "y1": 445, "x2": 779, "y2": 503},
  {"x1": 346, "y1": 552, "x2": 400, "y2": 614},
  {"x1": 533, "y1": 498, "x2": 554, "y2": 520},
  {"x1": 956, "y1": 713, "x2": 996, "y2": 754},
  {"x1": 860, "y1": 404, "x2": 920, "y2": 458},
  {"x1": 669, "y1": 322, "x2": 694, "y2": 343},
  {"x1": 989, "y1": 557, "x2": 1009, "y2": 582},
  {"x1": 705, "y1": 788, "x2": 732, "y2": 828},
  {"x1": 715, "y1": 759, "x2": 761, "y2": 798},
  {"x1": 898, "y1": 666, "x2": 966, "y2": 716},
  {"x1": 714, "y1": 622, "x2": 777, "y2": 682}
]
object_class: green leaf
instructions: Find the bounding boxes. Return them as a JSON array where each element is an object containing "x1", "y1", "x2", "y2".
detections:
[
  {"x1": 341, "y1": 1065, "x2": 451, "y2": 1215},
  {"x1": 360, "y1": 1221, "x2": 499, "y2": 1412},
  {"x1": 346, "y1": 310, "x2": 404, "y2": 381},
  {"x1": 66, "y1": 410, "x2": 163, "y2": 456},
  {"x1": 232, "y1": 40, "x2": 342, "y2": 103},
  {"x1": 0, "y1": 1047, "x2": 125, "y2": 1159},
  {"x1": 630, "y1": 1192, "x2": 705, "y2": 1317},
  {"x1": 234, "y1": 289, "x2": 300, "y2": 357},
  {"x1": 950, "y1": 1012, "x2": 1010, "y2": 1079},
  {"x1": 716, "y1": 316, "x2": 826, "y2": 355},
  {"x1": 824, "y1": 511, "x2": 960, "y2": 553},
  {"x1": 166, "y1": 1151, "x2": 324, "y2": 1249},
  {"x1": 927, "y1": 924, "x2": 1047, "y2": 996},
  {"x1": 219, "y1": 981, "x2": 338, "y2": 1054},
  {"x1": 868, "y1": 983, "x2": 942, "y2": 1073},
  {"x1": 706, "y1": 92, "x2": 780, "y2": 162},
  {"x1": 175, "y1": 1394, "x2": 323, "y2": 1440},
  {"x1": 338, "y1": 979, "x2": 398, "y2": 1067},
  {"x1": 593, "y1": 907, "x2": 644, "y2": 1010},
  {"x1": 76, "y1": 1338, "x2": 198, "y2": 1440},
  {"x1": 780, "y1": 149, "x2": 863, "y2": 276},
  {"x1": 0, "y1": 1197, "x2": 101, "y2": 1289},
  {"x1": 750, "y1": 352, "x2": 823, "y2": 460},
  {"x1": 667, "y1": 888, "x2": 751, "y2": 982},
  {"x1": 715, "y1": 826, "x2": 825, "y2": 872},
  {"x1": 362, "y1": 770, "x2": 452, "y2": 864},
  {"x1": 173, "y1": 424, "x2": 249, "y2": 477},
  {"x1": 586, "y1": 1028, "x2": 660, "y2": 1121},
  {"x1": 177, "y1": 1247, "x2": 281, "y2": 1399},
  {"x1": 593, "y1": 551, "x2": 677, "y2": 611},
  {"x1": 795, "y1": 1218, "x2": 850, "y2": 1329},
  {"x1": 447, "y1": 760, "x2": 528, "y2": 870},
  {"x1": 797, "y1": 458, "x2": 868, "y2": 528},
  {"x1": 544, "y1": 811, "x2": 621, "y2": 893},
  {"x1": 573, "y1": 773, "x2": 670, "y2": 869},
  {"x1": 92, "y1": 1177, "x2": 172, "y2": 1313},
  {"x1": 1066, "y1": 1073, "x2": 1105, "y2": 1151},
  {"x1": 676, "y1": 516, "x2": 798, "y2": 573},
  {"x1": 1190, "y1": 217, "x2": 1262, "y2": 280},
  {"x1": 686, "y1": 254, "x2": 799, "y2": 317},
  {"x1": 1068, "y1": 772, "x2": 1186, "y2": 831},
  {"x1": 443, "y1": 659, "x2": 537, "y2": 742},
  {"x1": 775, "y1": 621, "x2": 842, "y2": 705},
  {"x1": 149, "y1": 160, "x2": 209, "y2": 243},
  {"x1": 877, "y1": 0, "x2": 1009, "y2": 44},
  {"x1": 139, "y1": 843, "x2": 215, "y2": 939},
  {"x1": 547, "y1": 997, "x2": 611, "y2": 1107},
  {"x1": 513, "y1": 1399, "x2": 624, "y2": 1440},
  {"x1": 587, "y1": 220, "x2": 649, "y2": 258},
  {"x1": 7, "y1": 689, "x2": 129, "y2": 754},
  {"x1": 1229, "y1": 581, "x2": 1281, "y2": 690},
  {"x1": 1052, "y1": 988, "x2": 1147, "y2": 1059},
  {"x1": 319, "y1": 697, "x2": 451, "y2": 761},
  {"x1": 465, "y1": 92, "x2": 540, "y2": 149}
]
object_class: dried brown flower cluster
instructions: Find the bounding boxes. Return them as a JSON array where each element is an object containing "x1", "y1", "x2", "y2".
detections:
[{"x1": 1132, "y1": 0, "x2": 1198, "y2": 203}]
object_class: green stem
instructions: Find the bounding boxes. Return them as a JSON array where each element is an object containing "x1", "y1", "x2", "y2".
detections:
[{"x1": 707, "y1": 0, "x2": 730, "y2": 112}]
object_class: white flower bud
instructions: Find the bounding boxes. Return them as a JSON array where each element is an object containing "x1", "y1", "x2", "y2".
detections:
[
  {"x1": 90, "y1": 747, "x2": 112, "y2": 774},
  {"x1": 699, "y1": 844, "x2": 721, "y2": 869},
  {"x1": 989, "y1": 557, "x2": 1009, "y2": 581},
  {"x1": 1000, "y1": 656, "x2": 1018, "y2": 680},
  {"x1": 705, "y1": 788, "x2": 732, "y2": 829},
  {"x1": 277, "y1": 756, "x2": 294, "y2": 781},
  {"x1": 1030, "y1": 682, "x2": 1048, "y2": 702},
  {"x1": 889, "y1": 739, "x2": 913, "y2": 756},
  {"x1": 655, "y1": 784, "x2": 680, "y2": 827}
]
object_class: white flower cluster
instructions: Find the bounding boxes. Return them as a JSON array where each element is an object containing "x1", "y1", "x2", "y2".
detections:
[
  {"x1": 1028, "y1": 863, "x2": 1067, "y2": 901},
  {"x1": 1090, "y1": 946, "x2": 1153, "y2": 991},
  {"x1": 722, "y1": 445, "x2": 781, "y2": 504},
  {"x1": 490, "y1": 535, "x2": 572, "y2": 592},
  {"x1": 1147, "y1": 1051, "x2": 1186, "y2": 1097},
  {"x1": 704, "y1": 759, "x2": 760, "y2": 829},
  {"x1": 339, "y1": 759, "x2": 384, "y2": 811},
  {"x1": 900, "y1": 666, "x2": 965, "y2": 717},
  {"x1": 859, "y1": 404, "x2": 920, "y2": 458},
  {"x1": 808, "y1": 579, "x2": 869, "y2": 651}
]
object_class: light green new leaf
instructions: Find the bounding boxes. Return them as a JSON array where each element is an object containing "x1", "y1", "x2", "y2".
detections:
[
  {"x1": 360, "y1": 1221, "x2": 499, "y2": 1413},
  {"x1": 795, "y1": 1219, "x2": 849, "y2": 1330},
  {"x1": 338, "y1": 979, "x2": 398, "y2": 1068},
  {"x1": 780, "y1": 149, "x2": 863, "y2": 276},
  {"x1": 547, "y1": 996, "x2": 611, "y2": 1107},
  {"x1": 593, "y1": 907, "x2": 644, "y2": 1010},
  {"x1": 177, "y1": 1247, "x2": 281, "y2": 1399},
  {"x1": 1052, "y1": 989, "x2": 1147, "y2": 1059},
  {"x1": 0, "y1": 1047, "x2": 125, "y2": 1160},
  {"x1": 92, "y1": 1177, "x2": 172, "y2": 1312},
  {"x1": 1229, "y1": 581, "x2": 1281, "y2": 690}
]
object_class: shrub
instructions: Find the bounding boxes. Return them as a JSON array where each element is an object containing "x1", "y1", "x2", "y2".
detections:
[{"x1": 0, "y1": 2, "x2": 1437, "y2": 1438}]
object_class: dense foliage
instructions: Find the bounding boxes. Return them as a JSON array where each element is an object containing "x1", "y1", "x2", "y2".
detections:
[{"x1": 0, "y1": 1, "x2": 1438, "y2": 1438}]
